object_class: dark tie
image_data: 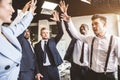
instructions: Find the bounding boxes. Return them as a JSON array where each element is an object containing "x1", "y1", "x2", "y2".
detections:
[
  {"x1": 43, "y1": 41, "x2": 47, "y2": 63},
  {"x1": 80, "y1": 43, "x2": 84, "y2": 63}
]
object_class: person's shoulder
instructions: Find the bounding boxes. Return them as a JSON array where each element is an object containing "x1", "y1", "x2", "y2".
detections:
[{"x1": 110, "y1": 35, "x2": 119, "y2": 39}]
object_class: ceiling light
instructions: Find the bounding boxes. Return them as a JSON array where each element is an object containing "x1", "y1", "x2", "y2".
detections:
[
  {"x1": 41, "y1": 8, "x2": 54, "y2": 15},
  {"x1": 81, "y1": 0, "x2": 91, "y2": 4},
  {"x1": 41, "y1": 1, "x2": 58, "y2": 10}
]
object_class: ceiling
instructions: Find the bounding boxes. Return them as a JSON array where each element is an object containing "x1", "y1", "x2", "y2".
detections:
[{"x1": 13, "y1": 0, "x2": 120, "y2": 22}]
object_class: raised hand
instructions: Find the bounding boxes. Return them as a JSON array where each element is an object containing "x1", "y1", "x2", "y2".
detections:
[
  {"x1": 50, "y1": 11, "x2": 60, "y2": 21},
  {"x1": 22, "y1": 1, "x2": 31, "y2": 13},
  {"x1": 29, "y1": 0, "x2": 37, "y2": 16},
  {"x1": 61, "y1": 13, "x2": 71, "y2": 22},
  {"x1": 59, "y1": 0, "x2": 70, "y2": 22},
  {"x1": 59, "y1": 0, "x2": 69, "y2": 14}
]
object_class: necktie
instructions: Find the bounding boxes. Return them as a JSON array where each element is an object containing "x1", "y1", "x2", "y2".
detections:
[
  {"x1": 80, "y1": 43, "x2": 84, "y2": 63},
  {"x1": 43, "y1": 41, "x2": 47, "y2": 63}
]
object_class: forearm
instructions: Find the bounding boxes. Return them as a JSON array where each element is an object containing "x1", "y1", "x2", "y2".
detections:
[
  {"x1": 10, "y1": 11, "x2": 26, "y2": 26},
  {"x1": 54, "y1": 21, "x2": 63, "y2": 43},
  {"x1": 9, "y1": 11, "x2": 33, "y2": 37},
  {"x1": 64, "y1": 21, "x2": 74, "y2": 39},
  {"x1": 67, "y1": 20, "x2": 87, "y2": 42}
]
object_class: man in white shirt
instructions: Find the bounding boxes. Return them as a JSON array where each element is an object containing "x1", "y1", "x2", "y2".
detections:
[
  {"x1": 64, "y1": 22, "x2": 89, "y2": 80},
  {"x1": 59, "y1": 1, "x2": 120, "y2": 80}
]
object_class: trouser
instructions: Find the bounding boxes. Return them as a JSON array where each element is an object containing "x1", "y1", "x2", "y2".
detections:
[
  {"x1": 40, "y1": 65, "x2": 60, "y2": 80},
  {"x1": 118, "y1": 66, "x2": 120, "y2": 80},
  {"x1": 88, "y1": 69, "x2": 116, "y2": 80},
  {"x1": 18, "y1": 69, "x2": 35, "y2": 80},
  {"x1": 70, "y1": 63, "x2": 89, "y2": 80}
]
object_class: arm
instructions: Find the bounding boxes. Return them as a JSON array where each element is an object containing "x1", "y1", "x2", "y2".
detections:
[
  {"x1": 9, "y1": 12, "x2": 33, "y2": 37},
  {"x1": 50, "y1": 11, "x2": 64, "y2": 43},
  {"x1": 10, "y1": 12, "x2": 26, "y2": 27},
  {"x1": 9, "y1": 0, "x2": 37, "y2": 37},
  {"x1": 64, "y1": 21, "x2": 75, "y2": 39},
  {"x1": 54, "y1": 21, "x2": 63, "y2": 43},
  {"x1": 10, "y1": 1, "x2": 31, "y2": 26},
  {"x1": 59, "y1": 0, "x2": 87, "y2": 42}
]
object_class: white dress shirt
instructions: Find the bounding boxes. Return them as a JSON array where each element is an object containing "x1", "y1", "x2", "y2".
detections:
[
  {"x1": 41, "y1": 40, "x2": 51, "y2": 66},
  {"x1": 73, "y1": 40, "x2": 89, "y2": 67},
  {"x1": 68, "y1": 20, "x2": 120, "y2": 73}
]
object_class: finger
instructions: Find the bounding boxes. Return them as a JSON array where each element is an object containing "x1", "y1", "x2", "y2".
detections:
[
  {"x1": 50, "y1": 18, "x2": 54, "y2": 20},
  {"x1": 52, "y1": 11, "x2": 56, "y2": 17},
  {"x1": 26, "y1": 1, "x2": 31, "y2": 5},
  {"x1": 34, "y1": 0, "x2": 37, "y2": 6},
  {"x1": 58, "y1": 4, "x2": 61, "y2": 8},
  {"x1": 40, "y1": 74, "x2": 43, "y2": 78},
  {"x1": 54, "y1": 10, "x2": 57, "y2": 15},
  {"x1": 63, "y1": 0, "x2": 65, "y2": 6},
  {"x1": 31, "y1": 0, "x2": 34, "y2": 5},
  {"x1": 66, "y1": 4, "x2": 69, "y2": 9},
  {"x1": 59, "y1": 0, "x2": 62, "y2": 6}
]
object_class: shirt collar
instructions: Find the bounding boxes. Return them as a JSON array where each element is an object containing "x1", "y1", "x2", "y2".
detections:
[
  {"x1": 41, "y1": 39, "x2": 48, "y2": 43},
  {"x1": 95, "y1": 32, "x2": 110, "y2": 39}
]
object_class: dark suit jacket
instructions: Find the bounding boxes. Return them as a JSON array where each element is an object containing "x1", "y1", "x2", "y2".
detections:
[
  {"x1": 17, "y1": 32, "x2": 36, "y2": 72},
  {"x1": 64, "y1": 21, "x2": 77, "y2": 62},
  {"x1": 34, "y1": 21, "x2": 63, "y2": 73}
]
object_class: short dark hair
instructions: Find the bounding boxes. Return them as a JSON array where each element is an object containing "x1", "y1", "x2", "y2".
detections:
[
  {"x1": 80, "y1": 24, "x2": 89, "y2": 30},
  {"x1": 91, "y1": 14, "x2": 107, "y2": 22}
]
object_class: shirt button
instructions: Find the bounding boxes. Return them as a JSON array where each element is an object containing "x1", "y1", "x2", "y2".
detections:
[
  {"x1": 5, "y1": 65, "x2": 10, "y2": 70},
  {"x1": 16, "y1": 64, "x2": 19, "y2": 67}
]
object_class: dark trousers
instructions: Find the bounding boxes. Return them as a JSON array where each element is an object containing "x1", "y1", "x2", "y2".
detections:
[
  {"x1": 40, "y1": 65, "x2": 60, "y2": 80},
  {"x1": 70, "y1": 63, "x2": 89, "y2": 80},
  {"x1": 88, "y1": 69, "x2": 116, "y2": 80},
  {"x1": 118, "y1": 66, "x2": 120, "y2": 80},
  {"x1": 18, "y1": 69, "x2": 35, "y2": 80}
]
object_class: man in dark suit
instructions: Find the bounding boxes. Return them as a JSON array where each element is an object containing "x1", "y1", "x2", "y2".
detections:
[
  {"x1": 34, "y1": 11, "x2": 63, "y2": 80},
  {"x1": 17, "y1": 29, "x2": 37, "y2": 80}
]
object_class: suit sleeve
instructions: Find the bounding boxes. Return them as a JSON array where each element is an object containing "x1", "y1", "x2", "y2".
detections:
[
  {"x1": 54, "y1": 21, "x2": 63, "y2": 44},
  {"x1": 64, "y1": 21, "x2": 75, "y2": 39},
  {"x1": 34, "y1": 54, "x2": 41, "y2": 74},
  {"x1": 34, "y1": 44, "x2": 41, "y2": 73}
]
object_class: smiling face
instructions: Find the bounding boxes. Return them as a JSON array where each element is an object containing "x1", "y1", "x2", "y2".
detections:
[{"x1": 0, "y1": 0, "x2": 15, "y2": 23}]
